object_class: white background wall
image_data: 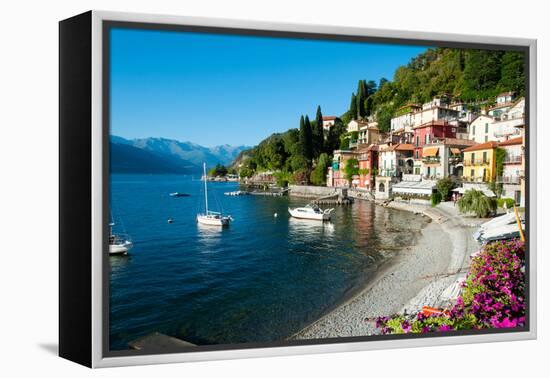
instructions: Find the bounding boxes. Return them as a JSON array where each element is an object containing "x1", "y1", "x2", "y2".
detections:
[{"x1": 1, "y1": 0, "x2": 547, "y2": 377}]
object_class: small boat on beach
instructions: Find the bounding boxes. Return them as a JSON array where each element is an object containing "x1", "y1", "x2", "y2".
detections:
[
  {"x1": 109, "y1": 222, "x2": 133, "y2": 255},
  {"x1": 288, "y1": 203, "x2": 334, "y2": 221},
  {"x1": 169, "y1": 192, "x2": 190, "y2": 197},
  {"x1": 197, "y1": 163, "x2": 232, "y2": 227}
]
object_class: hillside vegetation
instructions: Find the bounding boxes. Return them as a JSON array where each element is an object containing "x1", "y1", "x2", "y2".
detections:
[{"x1": 234, "y1": 47, "x2": 525, "y2": 185}]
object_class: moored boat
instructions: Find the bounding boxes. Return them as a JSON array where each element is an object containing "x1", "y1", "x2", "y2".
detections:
[
  {"x1": 169, "y1": 192, "x2": 190, "y2": 197},
  {"x1": 197, "y1": 163, "x2": 232, "y2": 226},
  {"x1": 224, "y1": 190, "x2": 249, "y2": 196},
  {"x1": 109, "y1": 222, "x2": 133, "y2": 255},
  {"x1": 288, "y1": 203, "x2": 334, "y2": 221}
]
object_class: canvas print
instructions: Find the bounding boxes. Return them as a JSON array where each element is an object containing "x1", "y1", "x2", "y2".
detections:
[{"x1": 107, "y1": 26, "x2": 527, "y2": 353}]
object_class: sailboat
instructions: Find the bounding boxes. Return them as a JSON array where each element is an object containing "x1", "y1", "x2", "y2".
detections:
[
  {"x1": 197, "y1": 163, "x2": 232, "y2": 226},
  {"x1": 109, "y1": 222, "x2": 133, "y2": 255}
]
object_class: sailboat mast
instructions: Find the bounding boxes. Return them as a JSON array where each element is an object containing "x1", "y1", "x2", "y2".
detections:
[{"x1": 203, "y1": 163, "x2": 209, "y2": 215}]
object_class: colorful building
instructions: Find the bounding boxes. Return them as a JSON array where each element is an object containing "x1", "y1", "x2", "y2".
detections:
[
  {"x1": 378, "y1": 143, "x2": 414, "y2": 178},
  {"x1": 357, "y1": 122, "x2": 380, "y2": 146},
  {"x1": 420, "y1": 138, "x2": 476, "y2": 180},
  {"x1": 412, "y1": 120, "x2": 458, "y2": 174},
  {"x1": 357, "y1": 144, "x2": 379, "y2": 191},
  {"x1": 462, "y1": 141, "x2": 499, "y2": 183},
  {"x1": 326, "y1": 149, "x2": 359, "y2": 187}
]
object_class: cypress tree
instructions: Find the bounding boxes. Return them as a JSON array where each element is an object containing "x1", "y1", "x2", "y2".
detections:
[
  {"x1": 349, "y1": 93, "x2": 358, "y2": 120},
  {"x1": 313, "y1": 105, "x2": 324, "y2": 158},
  {"x1": 303, "y1": 115, "x2": 313, "y2": 164}
]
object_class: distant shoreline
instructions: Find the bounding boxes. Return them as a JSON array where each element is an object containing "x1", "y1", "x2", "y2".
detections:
[{"x1": 291, "y1": 201, "x2": 480, "y2": 340}]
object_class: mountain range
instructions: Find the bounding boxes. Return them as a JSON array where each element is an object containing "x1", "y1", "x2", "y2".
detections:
[{"x1": 110, "y1": 136, "x2": 250, "y2": 174}]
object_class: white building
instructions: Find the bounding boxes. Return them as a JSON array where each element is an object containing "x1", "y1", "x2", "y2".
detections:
[
  {"x1": 469, "y1": 115, "x2": 496, "y2": 143},
  {"x1": 492, "y1": 98, "x2": 525, "y2": 142},
  {"x1": 322, "y1": 116, "x2": 337, "y2": 131},
  {"x1": 488, "y1": 91, "x2": 516, "y2": 118},
  {"x1": 498, "y1": 136, "x2": 524, "y2": 204},
  {"x1": 390, "y1": 104, "x2": 420, "y2": 132}
]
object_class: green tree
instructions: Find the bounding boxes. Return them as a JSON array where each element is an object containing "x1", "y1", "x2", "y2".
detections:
[
  {"x1": 343, "y1": 158, "x2": 359, "y2": 185},
  {"x1": 298, "y1": 115, "x2": 311, "y2": 164},
  {"x1": 457, "y1": 189, "x2": 497, "y2": 218},
  {"x1": 431, "y1": 191, "x2": 442, "y2": 207},
  {"x1": 312, "y1": 105, "x2": 325, "y2": 158},
  {"x1": 436, "y1": 177, "x2": 455, "y2": 200},
  {"x1": 499, "y1": 51, "x2": 525, "y2": 96},
  {"x1": 462, "y1": 49, "x2": 503, "y2": 99},
  {"x1": 310, "y1": 153, "x2": 331, "y2": 186},
  {"x1": 349, "y1": 93, "x2": 358, "y2": 120}
]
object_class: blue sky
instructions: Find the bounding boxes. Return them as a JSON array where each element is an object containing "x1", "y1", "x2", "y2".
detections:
[{"x1": 110, "y1": 28, "x2": 428, "y2": 147}]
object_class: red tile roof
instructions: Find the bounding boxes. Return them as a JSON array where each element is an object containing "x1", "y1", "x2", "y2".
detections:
[
  {"x1": 463, "y1": 141, "x2": 499, "y2": 152},
  {"x1": 412, "y1": 120, "x2": 453, "y2": 129},
  {"x1": 430, "y1": 137, "x2": 476, "y2": 146},
  {"x1": 499, "y1": 137, "x2": 523, "y2": 146},
  {"x1": 390, "y1": 143, "x2": 415, "y2": 151},
  {"x1": 323, "y1": 116, "x2": 337, "y2": 121}
]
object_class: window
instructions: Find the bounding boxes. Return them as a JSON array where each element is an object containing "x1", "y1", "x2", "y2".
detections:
[
  {"x1": 471, "y1": 169, "x2": 475, "y2": 177},
  {"x1": 485, "y1": 123, "x2": 489, "y2": 133},
  {"x1": 425, "y1": 134, "x2": 430, "y2": 144},
  {"x1": 472, "y1": 125, "x2": 476, "y2": 135},
  {"x1": 416, "y1": 136, "x2": 419, "y2": 147},
  {"x1": 483, "y1": 151, "x2": 488, "y2": 164},
  {"x1": 416, "y1": 150, "x2": 419, "y2": 159},
  {"x1": 485, "y1": 136, "x2": 488, "y2": 142},
  {"x1": 470, "y1": 153, "x2": 475, "y2": 164},
  {"x1": 415, "y1": 167, "x2": 420, "y2": 175}
]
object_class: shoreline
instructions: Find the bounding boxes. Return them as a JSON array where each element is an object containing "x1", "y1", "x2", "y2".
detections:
[{"x1": 291, "y1": 200, "x2": 482, "y2": 340}]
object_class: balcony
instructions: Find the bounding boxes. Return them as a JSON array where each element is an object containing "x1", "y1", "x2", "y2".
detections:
[
  {"x1": 463, "y1": 159, "x2": 491, "y2": 166},
  {"x1": 449, "y1": 156, "x2": 463, "y2": 164},
  {"x1": 422, "y1": 156, "x2": 441, "y2": 165},
  {"x1": 497, "y1": 175, "x2": 521, "y2": 184},
  {"x1": 462, "y1": 176, "x2": 488, "y2": 183},
  {"x1": 503, "y1": 155, "x2": 522, "y2": 164},
  {"x1": 349, "y1": 141, "x2": 358, "y2": 149}
]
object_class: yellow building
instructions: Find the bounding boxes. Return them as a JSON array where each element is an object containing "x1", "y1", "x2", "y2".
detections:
[{"x1": 462, "y1": 141, "x2": 498, "y2": 182}]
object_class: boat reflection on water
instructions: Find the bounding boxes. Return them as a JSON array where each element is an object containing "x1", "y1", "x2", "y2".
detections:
[
  {"x1": 196, "y1": 221, "x2": 225, "y2": 249},
  {"x1": 288, "y1": 216, "x2": 335, "y2": 241},
  {"x1": 109, "y1": 254, "x2": 131, "y2": 274}
]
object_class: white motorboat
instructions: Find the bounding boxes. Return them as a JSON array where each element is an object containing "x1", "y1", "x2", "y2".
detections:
[
  {"x1": 109, "y1": 222, "x2": 133, "y2": 255},
  {"x1": 288, "y1": 203, "x2": 334, "y2": 221},
  {"x1": 224, "y1": 190, "x2": 249, "y2": 196},
  {"x1": 197, "y1": 163, "x2": 232, "y2": 227}
]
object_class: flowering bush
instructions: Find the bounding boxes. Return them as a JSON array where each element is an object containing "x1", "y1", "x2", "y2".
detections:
[{"x1": 377, "y1": 239, "x2": 526, "y2": 334}]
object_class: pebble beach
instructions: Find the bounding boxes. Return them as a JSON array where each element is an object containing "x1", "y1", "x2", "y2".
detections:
[{"x1": 292, "y1": 201, "x2": 483, "y2": 340}]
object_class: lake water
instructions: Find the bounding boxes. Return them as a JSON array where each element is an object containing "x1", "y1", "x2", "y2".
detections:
[{"x1": 109, "y1": 174, "x2": 427, "y2": 350}]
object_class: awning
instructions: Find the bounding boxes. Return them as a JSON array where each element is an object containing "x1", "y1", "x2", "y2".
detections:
[
  {"x1": 423, "y1": 147, "x2": 439, "y2": 157},
  {"x1": 451, "y1": 148, "x2": 461, "y2": 155}
]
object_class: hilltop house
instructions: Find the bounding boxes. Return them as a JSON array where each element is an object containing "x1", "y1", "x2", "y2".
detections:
[
  {"x1": 322, "y1": 116, "x2": 337, "y2": 131},
  {"x1": 357, "y1": 122, "x2": 380, "y2": 146},
  {"x1": 462, "y1": 141, "x2": 499, "y2": 183},
  {"x1": 492, "y1": 97, "x2": 525, "y2": 142},
  {"x1": 390, "y1": 104, "x2": 421, "y2": 132},
  {"x1": 497, "y1": 137, "x2": 524, "y2": 205},
  {"x1": 488, "y1": 91, "x2": 516, "y2": 118}
]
